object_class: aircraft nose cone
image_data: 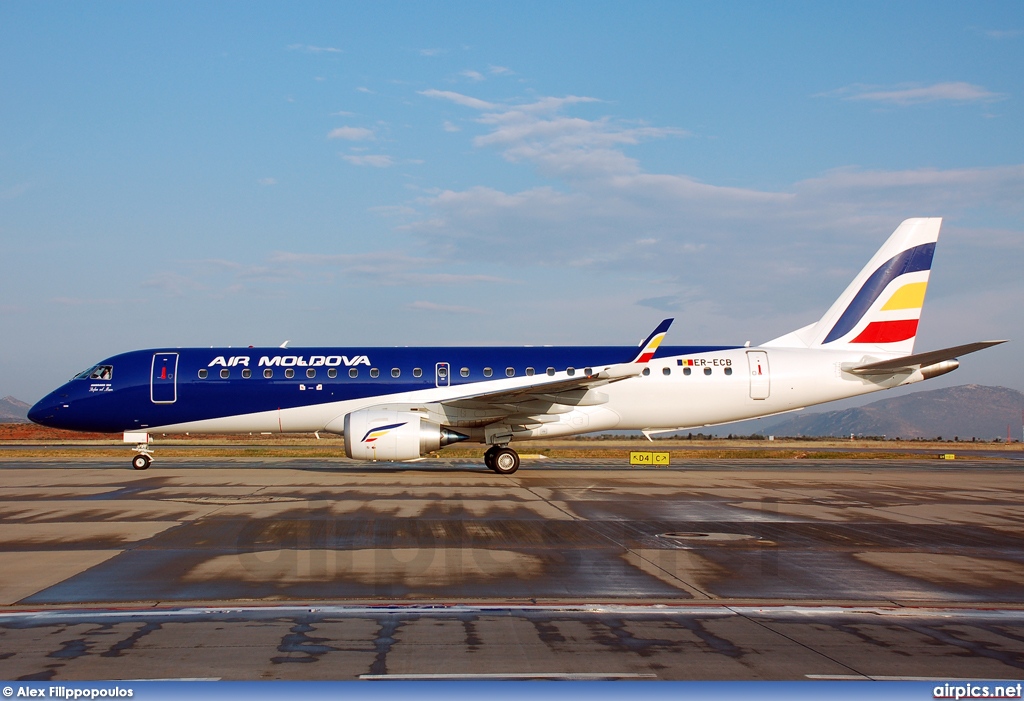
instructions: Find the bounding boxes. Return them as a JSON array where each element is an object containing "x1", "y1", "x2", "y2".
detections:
[{"x1": 28, "y1": 395, "x2": 63, "y2": 427}]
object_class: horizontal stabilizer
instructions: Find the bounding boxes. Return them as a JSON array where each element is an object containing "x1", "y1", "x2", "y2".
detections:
[{"x1": 848, "y1": 340, "x2": 1006, "y2": 375}]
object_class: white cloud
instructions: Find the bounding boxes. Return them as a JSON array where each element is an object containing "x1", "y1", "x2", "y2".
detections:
[
  {"x1": 1, "y1": 182, "x2": 32, "y2": 200},
  {"x1": 420, "y1": 91, "x2": 688, "y2": 180},
  {"x1": 51, "y1": 296, "x2": 120, "y2": 306},
  {"x1": 419, "y1": 89, "x2": 497, "y2": 110},
  {"x1": 409, "y1": 300, "x2": 482, "y2": 314},
  {"x1": 442, "y1": 121, "x2": 461, "y2": 133},
  {"x1": 140, "y1": 271, "x2": 209, "y2": 296},
  {"x1": 287, "y1": 44, "x2": 342, "y2": 54},
  {"x1": 258, "y1": 177, "x2": 277, "y2": 186},
  {"x1": 328, "y1": 126, "x2": 375, "y2": 141},
  {"x1": 341, "y1": 154, "x2": 393, "y2": 167},
  {"x1": 460, "y1": 70, "x2": 485, "y2": 82},
  {"x1": 397, "y1": 89, "x2": 1024, "y2": 342},
  {"x1": 972, "y1": 27, "x2": 1023, "y2": 40},
  {"x1": 138, "y1": 251, "x2": 509, "y2": 300},
  {"x1": 823, "y1": 82, "x2": 1006, "y2": 106},
  {"x1": 268, "y1": 251, "x2": 505, "y2": 285},
  {"x1": 489, "y1": 65, "x2": 513, "y2": 76}
]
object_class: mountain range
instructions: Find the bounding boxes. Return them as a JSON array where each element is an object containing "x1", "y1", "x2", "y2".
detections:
[
  {"x1": 0, "y1": 396, "x2": 30, "y2": 423},
  {"x1": 763, "y1": 384, "x2": 1023, "y2": 440}
]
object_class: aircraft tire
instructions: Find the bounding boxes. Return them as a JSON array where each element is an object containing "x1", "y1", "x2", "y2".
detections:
[
  {"x1": 132, "y1": 455, "x2": 151, "y2": 470},
  {"x1": 484, "y1": 446, "x2": 498, "y2": 471},
  {"x1": 491, "y1": 447, "x2": 520, "y2": 475}
]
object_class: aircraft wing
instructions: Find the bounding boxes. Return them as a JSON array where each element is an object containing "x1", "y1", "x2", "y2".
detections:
[
  {"x1": 848, "y1": 340, "x2": 1006, "y2": 375},
  {"x1": 440, "y1": 319, "x2": 673, "y2": 411}
]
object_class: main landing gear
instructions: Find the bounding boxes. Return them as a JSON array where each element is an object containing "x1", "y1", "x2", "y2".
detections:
[{"x1": 484, "y1": 445, "x2": 520, "y2": 474}]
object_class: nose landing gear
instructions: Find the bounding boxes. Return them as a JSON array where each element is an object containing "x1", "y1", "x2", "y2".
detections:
[{"x1": 125, "y1": 431, "x2": 153, "y2": 470}]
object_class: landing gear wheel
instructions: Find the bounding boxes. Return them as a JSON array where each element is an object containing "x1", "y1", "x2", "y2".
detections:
[
  {"x1": 491, "y1": 447, "x2": 520, "y2": 475},
  {"x1": 132, "y1": 454, "x2": 151, "y2": 471},
  {"x1": 483, "y1": 446, "x2": 499, "y2": 471}
]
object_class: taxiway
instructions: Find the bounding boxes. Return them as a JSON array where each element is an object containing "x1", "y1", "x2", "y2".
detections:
[{"x1": 0, "y1": 457, "x2": 1022, "y2": 680}]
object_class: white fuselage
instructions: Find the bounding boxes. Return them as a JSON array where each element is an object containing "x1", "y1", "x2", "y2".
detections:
[{"x1": 149, "y1": 345, "x2": 911, "y2": 441}]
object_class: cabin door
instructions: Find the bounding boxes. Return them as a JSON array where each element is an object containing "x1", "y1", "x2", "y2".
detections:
[
  {"x1": 746, "y1": 351, "x2": 770, "y2": 400},
  {"x1": 151, "y1": 352, "x2": 179, "y2": 404}
]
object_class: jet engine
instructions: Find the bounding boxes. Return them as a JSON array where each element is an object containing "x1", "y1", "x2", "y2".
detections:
[{"x1": 343, "y1": 408, "x2": 468, "y2": 461}]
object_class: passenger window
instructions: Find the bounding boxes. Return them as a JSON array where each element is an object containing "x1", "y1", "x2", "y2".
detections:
[
  {"x1": 413, "y1": 368, "x2": 423, "y2": 378},
  {"x1": 526, "y1": 367, "x2": 535, "y2": 376},
  {"x1": 349, "y1": 368, "x2": 359, "y2": 378},
  {"x1": 220, "y1": 369, "x2": 230, "y2": 379},
  {"x1": 198, "y1": 369, "x2": 208, "y2": 379},
  {"x1": 460, "y1": 367, "x2": 469, "y2": 378},
  {"x1": 546, "y1": 367, "x2": 555, "y2": 376},
  {"x1": 242, "y1": 369, "x2": 251, "y2": 379},
  {"x1": 704, "y1": 367, "x2": 712, "y2": 376},
  {"x1": 584, "y1": 367, "x2": 593, "y2": 376},
  {"x1": 370, "y1": 368, "x2": 380, "y2": 378},
  {"x1": 307, "y1": 368, "x2": 316, "y2": 379},
  {"x1": 392, "y1": 368, "x2": 401, "y2": 378},
  {"x1": 484, "y1": 367, "x2": 493, "y2": 377},
  {"x1": 506, "y1": 367, "x2": 515, "y2": 377},
  {"x1": 567, "y1": 367, "x2": 575, "y2": 376},
  {"x1": 683, "y1": 367, "x2": 691, "y2": 376},
  {"x1": 264, "y1": 369, "x2": 273, "y2": 379},
  {"x1": 642, "y1": 367, "x2": 650, "y2": 376},
  {"x1": 328, "y1": 368, "x2": 337, "y2": 378},
  {"x1": 663, "y1": 367, "x2": 671, "y2": 375},
  {"x1": 285, "y1": 368, "x2": 294, "y2": 379},
  {"x1": 725, "y1": 367, "x2": 733, "y2": 376}
]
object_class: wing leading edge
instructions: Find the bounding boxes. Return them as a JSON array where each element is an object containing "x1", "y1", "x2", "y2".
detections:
[{"x1": 442, "y1": 318, "x2": 674, "y2": 411}]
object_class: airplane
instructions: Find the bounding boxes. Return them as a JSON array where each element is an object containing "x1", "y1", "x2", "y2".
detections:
[{"x1": 29, "y1": 218, "x2": 1005, "y2": 474}]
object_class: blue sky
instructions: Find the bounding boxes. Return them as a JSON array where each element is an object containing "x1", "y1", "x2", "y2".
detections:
[{"x1": 2, "y1": 1, "x2": 1023, "y2": 405}]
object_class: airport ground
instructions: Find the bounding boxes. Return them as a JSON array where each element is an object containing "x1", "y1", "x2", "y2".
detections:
[
  {"x1": 0, "y1": 432, "x2": 1022, "y2": 681},
  {"x1": 1, "y1": 421, "x2": 1020, "y2": 460}
]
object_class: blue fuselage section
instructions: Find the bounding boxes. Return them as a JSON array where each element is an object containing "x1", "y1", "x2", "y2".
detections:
[{"x1": 29, "y1": 344, "x2": 733, "y2": 433}]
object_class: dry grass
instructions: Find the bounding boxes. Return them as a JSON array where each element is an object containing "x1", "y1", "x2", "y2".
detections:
[{"x1": 1, "y1": 424, "x2": 1017, "y2": 461}]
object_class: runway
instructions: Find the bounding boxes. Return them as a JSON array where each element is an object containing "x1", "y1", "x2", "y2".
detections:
[{"x1": 0, "y1": 457, "x2": 1022, "y2": 680}]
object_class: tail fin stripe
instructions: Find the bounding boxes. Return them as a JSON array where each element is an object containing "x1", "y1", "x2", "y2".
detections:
[
  {"x1": 633, "y1": 318, "x2": 673, "y2": 363},
  {"x1": 823, "y1": 242, "x2": 935, "y2": 344},
  {"x1": 881, "y1": 281, "x2": 928, "y2": 311},
  {"x1": 850, "y1": 319, "x2": 920, "y2": 344}
]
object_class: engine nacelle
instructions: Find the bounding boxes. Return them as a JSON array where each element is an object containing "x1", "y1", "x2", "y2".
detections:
[{"x1": 343, "y1": 408, "x2": 468, "y2": 461}]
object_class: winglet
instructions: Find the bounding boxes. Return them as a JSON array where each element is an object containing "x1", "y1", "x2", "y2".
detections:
[{"x1": 633, "y1": 319, "x2": 673, "y2": 363}]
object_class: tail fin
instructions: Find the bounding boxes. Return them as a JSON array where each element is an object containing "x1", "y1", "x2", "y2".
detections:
[{"x1": 766, "y1": 218, "x2": 941, "y2": 354}]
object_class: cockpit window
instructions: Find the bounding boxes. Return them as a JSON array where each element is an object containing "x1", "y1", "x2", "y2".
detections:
[{"x1": 74, "y1": 365, "x2": 113, "y2": 381}]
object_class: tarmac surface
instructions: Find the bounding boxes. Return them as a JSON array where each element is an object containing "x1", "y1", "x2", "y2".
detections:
[{"x1": 0, "y1": 456, "x2": 1023, "y2": 680}]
